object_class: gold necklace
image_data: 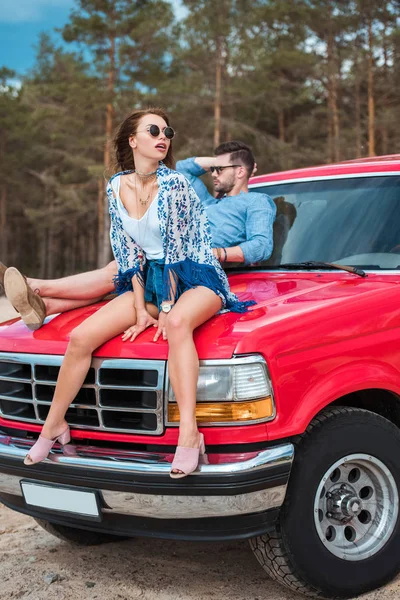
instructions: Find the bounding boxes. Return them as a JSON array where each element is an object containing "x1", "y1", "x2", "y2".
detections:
[{"x1": 132, "y1": 172, "x2": 157, "y2": 206}]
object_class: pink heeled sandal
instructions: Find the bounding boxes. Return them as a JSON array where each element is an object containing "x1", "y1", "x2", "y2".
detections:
[
  {"x1": 24, "y1": 426, "x2": 71, "y2": 465},
  {"x1": 170, "y1": 433, "x2": 206, "y2": 479}
]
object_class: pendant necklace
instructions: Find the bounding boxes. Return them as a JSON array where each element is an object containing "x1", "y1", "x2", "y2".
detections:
[{"x1": 134, "y1": 169, "x2": 157, "y2": 207}]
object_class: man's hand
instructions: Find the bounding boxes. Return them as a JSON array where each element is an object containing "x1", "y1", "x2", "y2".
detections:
[
  {"x1": 251, "y1": 162, "x2": 258, "y2": 177},
  {"x1": 122, "y1": 308, "x2": 158, "y2": 342},
  {"x1": 153, "y1": 311, "x2": 168, "y2": 342}
]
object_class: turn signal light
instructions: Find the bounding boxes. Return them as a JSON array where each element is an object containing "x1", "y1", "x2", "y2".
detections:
[{"x1": 168, "y1": 396, "x2": 274, "y2": 423}]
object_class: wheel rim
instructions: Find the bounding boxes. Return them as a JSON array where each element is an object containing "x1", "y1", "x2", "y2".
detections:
[{"x1": 313, "y1": 453, "x2": 398, "y2": 561}]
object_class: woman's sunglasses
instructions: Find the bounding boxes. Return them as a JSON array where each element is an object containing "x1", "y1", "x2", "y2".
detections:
[{"x1": 138, "y1": 124, "x2": 175, "y2": 140}]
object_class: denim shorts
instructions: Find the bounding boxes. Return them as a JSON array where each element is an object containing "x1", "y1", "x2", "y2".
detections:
[
  {"x1": 144, "y1": 259, "x2": 193, "y2": 310},
  {"x1": 143, "y1": 259, "x2": 165, "y2": 310}
]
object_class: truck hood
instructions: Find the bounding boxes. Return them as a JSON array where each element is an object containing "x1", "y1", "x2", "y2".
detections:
[{"x1": 0, "y1": 272, "x2": 399, "y2": 360}]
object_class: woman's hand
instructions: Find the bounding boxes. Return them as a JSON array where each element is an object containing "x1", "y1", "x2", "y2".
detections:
[
  {"x1": 153, "y1": 311, "x2": 168, "y2": 342},
  {"x1": 122, "y1": 308, "x2": 158, "y2": 342}
]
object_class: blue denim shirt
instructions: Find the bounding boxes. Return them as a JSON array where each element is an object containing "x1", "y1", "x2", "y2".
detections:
[{"x1": 176, "y1": 157, "x2": 276, "y2": 264}]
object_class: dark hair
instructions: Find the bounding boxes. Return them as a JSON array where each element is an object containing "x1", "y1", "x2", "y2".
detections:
[
  {"x1": 214, "y1": 140, "x2": 255, "y2": 178},
  {"x1": 113, "y1": 107, "x2": 175, "y2": 172}
]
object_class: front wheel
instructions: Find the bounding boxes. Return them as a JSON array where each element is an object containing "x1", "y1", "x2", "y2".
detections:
[{"x1": 250, "y1": 407, "x2": 400, "y2": 598}]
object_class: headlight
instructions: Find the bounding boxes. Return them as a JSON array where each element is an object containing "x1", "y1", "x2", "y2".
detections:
[{"x1": 167, "y1": 355, "x2": 275, "y2": 425}]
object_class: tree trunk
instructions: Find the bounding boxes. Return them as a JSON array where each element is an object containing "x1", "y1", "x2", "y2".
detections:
[
  {"x1": 97, "y1": 176, "x2": 105, "y2": 266},
  {"x1": 355, "y1": 71, "x2": 362, "y2": 158},
  {"x1": 382, "y1": 126, "x2": 388, "y2": 155},
  {"x1": 98, "y1": 33, "x2": 115, "y2": 267},
  {"x1": 324, "y1": 2, "x2": 340, "y2": 164},
  {"x1": 381, "y1": 15, "x2": 389, "y2": 155},
  {"x1": 327, "y1": 104, "x2": 333, "y2": 163},
  {"x1": 0, "y1": 187, "x2": 7, "y2": 263},
  {"x1": 332, "y1": 76, "x2": 340, "y2": 162},
  {"x1": 367, "y1": 17, "x2": 375, "y2": 156},
  {"x1": 104, "y1": 34, "x2": 115, "y2": 174},
  {"x1": 327, "y1": 21, "x2": 340, "y2": 163},
  {"x1": 327, "y1": 26, "x2": 333, "y2": 162},
  {"x1": 214, "y1": 35, "x2": 222, "y2": 148}
]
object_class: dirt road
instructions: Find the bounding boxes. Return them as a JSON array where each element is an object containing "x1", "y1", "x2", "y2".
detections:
[
  {"x1": 1, "y1": 297, "x2": 400, "y2": 599},
  {"x1": 0, "y1": 502, "x2": 290, "y2": 600}
]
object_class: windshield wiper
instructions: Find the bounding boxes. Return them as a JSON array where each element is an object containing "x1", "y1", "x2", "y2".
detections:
[{"x1": 277, "y1": 261, "x2": 367, "y2": 277}]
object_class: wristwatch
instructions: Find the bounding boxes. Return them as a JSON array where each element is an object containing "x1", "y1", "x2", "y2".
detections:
[{"x1": 161, "y1": 302, "x2": 174, "y2": 314}]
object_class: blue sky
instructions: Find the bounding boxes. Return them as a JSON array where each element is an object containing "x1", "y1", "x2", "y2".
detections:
[{"x1": 0, "y1": 0, "x2": 186, "y2": 77}]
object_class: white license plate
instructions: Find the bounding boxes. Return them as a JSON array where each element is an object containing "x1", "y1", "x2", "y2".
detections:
[{"x1": 21, "y1": 481, "x2": 101, "y2": 518}]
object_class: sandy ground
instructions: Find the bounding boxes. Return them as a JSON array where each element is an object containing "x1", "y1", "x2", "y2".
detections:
[
  {"x1": 1, "y1": 296, "x2": 400, "y2": 600},
  {"x1": 3, "y1": 504, "x2": 400, "y2": 600},
  {"x1": 0, "y1": 503, "x2": 289, "y2": 600}
]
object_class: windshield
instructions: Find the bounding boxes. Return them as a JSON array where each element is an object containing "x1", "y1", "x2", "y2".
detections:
[{"x1": 249, "y1": 176, "x2": 400, "y2": 270}]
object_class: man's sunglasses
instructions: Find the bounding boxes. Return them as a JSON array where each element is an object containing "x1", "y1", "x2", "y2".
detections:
[
  {"x1": 210, "y1": 164, "x2": 241, "y2": 175},
  {"x1": 138, "y1": 124, "x2": 175, "y2": 140}
]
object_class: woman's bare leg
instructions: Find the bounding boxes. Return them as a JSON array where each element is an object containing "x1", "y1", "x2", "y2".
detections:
[
  {"x1": 28, "y1": 261, "x2": 117, "y2": 300},
  {"x1": 166, "y1": 287, "x2": 222, "y2": 455},
  {"x1": 42, "y1": 296, "x2": 106, "y2": 316},
  {"x1": 40, "y1": 292, "x2": 158, "y2": 439}
]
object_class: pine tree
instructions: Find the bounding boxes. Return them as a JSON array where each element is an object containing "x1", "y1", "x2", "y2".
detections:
[{"x1": 62, "y1": 0, "x2": 174, "y2": 266}]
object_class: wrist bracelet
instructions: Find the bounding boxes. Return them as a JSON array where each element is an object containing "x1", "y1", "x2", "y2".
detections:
[{"x1": 222, "y1": 247, "x2": 228, "y2": 262}]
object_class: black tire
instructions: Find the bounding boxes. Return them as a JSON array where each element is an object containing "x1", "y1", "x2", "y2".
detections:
[
  {"x1": 250, "y1": 407, "x2": 400, "y2": 598},
  {"x1": 34, "y1": 518, "x2": 126, "y2": 546}
]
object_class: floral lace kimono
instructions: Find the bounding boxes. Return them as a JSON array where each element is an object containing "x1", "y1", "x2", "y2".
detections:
[{"x1": 108, "y1": 162, "x2": 255, "y2": 313}]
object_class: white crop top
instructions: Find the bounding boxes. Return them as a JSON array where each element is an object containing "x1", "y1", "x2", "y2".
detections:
[{"x1": 113, "y1": 175, "x2": 164, "y2": 260}]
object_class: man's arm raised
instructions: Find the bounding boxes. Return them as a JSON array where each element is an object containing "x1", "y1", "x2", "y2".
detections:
[
  {"x1": 175, "y1": 157, "x2": 217, "y2": 207},
  {"x1": 193, "y1": 156, "x2": 216, "y2": 171}
]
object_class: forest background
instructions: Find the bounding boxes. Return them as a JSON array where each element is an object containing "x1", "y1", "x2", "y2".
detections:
[{"x1": 1, "y1": 0, "x2": 399, "y2": 278}]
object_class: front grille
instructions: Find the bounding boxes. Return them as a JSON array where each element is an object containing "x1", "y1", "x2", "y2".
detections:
[{"x1": 0, "y1": 353, "x2": 165, "y2": 435}]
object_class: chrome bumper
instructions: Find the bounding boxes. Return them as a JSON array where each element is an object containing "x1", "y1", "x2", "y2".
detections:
[{"x1": 0, "y1": 435, "x2": 293, "y2": 520}]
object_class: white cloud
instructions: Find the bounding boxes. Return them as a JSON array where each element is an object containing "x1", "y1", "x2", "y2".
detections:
[
  {"x1": 6, "y1": 78, "x2": 22, "y2": 89},
  {"x1": 0, "y1": 0, "x2": 75, "y2": 23},
  {"x1": 0, "y1": 79, "x2": 22, "y2": 95}
]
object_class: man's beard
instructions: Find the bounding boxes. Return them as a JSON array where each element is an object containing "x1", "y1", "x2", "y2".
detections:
[{"x1": 213, "y1": 177, "x2": 235, "y2": 196}]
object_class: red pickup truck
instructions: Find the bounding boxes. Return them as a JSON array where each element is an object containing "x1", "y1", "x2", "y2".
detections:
[{"x1": 1, "y1": 155, "x2": 400, "y2": 599}]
